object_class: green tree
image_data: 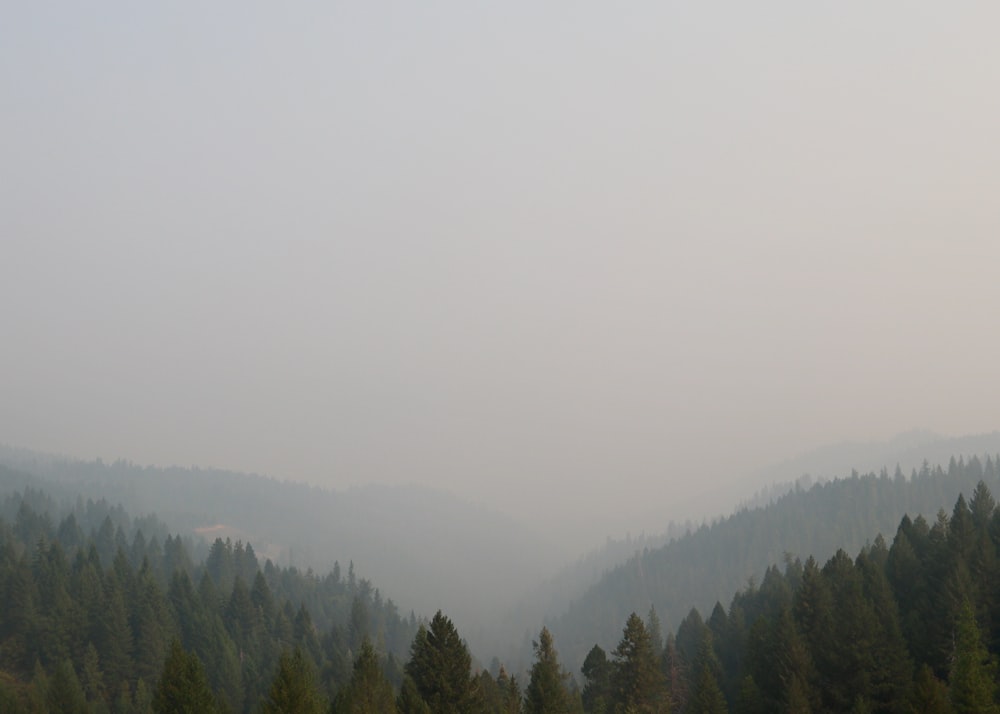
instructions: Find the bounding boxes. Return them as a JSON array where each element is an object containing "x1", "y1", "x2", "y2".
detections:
[
  {"x1": 335, "y1": 638, "x2": 397, "y2": 714},
  {"x1": 949, "y1": 601, "x2": 999, "y2": 714},
  {"x1": 647, "y1": 607, "x2": 664, "y2": 659},
  {"x1": 404, "y1": 611, "x2": 473, "y2": 714},
  {"x1": 611, "y1": 613, "x2": 666, "y2": 713},
  {"x1": 687, "y1": 631, "x2": 727, "y2": 714},
  {"x1": 99, "y1": 573, "x2": 134, "y2": 691},
  {"x1": 661, "y1": 634, "x2": 687, "y2": 714},
  {"x1": 47, "y1": 658, "x2": 88, "y2": 714},
  {"x1": 0, "y1": 674, "x2": 27, "y2": 714},
  {"x1": 152, "y1": 640, "x2": 217, "y2": 714},
  {"x1": 734, "y1": 675, "x2": 763, "y2": 714},
  {"x1": 524, "y1": 627, "x2": 574, "y2": 714},
  {"x1": 398, "y1": 676, "x2": 433, "y2": 714},
  {"x1": 472, "y1": 669, "x2": 501, "y2": 713},
  {"x1": 260, "y1": 648, "x2": 325, "y2": 714},
  {"x1": 496, "y1": 666, "x2": 522, "y2": 714},
  {"x1": 81, "y1": 642, "x2": 107, "y2": 705},
  {"x1": 581, "y1": 645, "x2": 612, "y2": 714},
  {"x1": 856, "y1": 549, "x2": 912, "y2": 712},
  {"x1": 910, "y1": 665, "x2": 953, "y2": 714},
  {"x1": 132, "y1": 566, "x2": 172, "y2": 685}
]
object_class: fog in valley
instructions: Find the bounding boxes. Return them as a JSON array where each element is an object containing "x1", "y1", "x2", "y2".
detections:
[{"x1": 4, "y1": 1, "x2": 1000, "y2": 674}]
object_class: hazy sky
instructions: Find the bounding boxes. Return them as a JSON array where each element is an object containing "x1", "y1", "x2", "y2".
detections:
[{"x1": 3, "y1": 3, "x2": 1000, "y2": 541}]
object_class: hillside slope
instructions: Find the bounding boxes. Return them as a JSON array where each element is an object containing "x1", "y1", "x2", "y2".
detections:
[{"x1": 550, "y1": 453, "x2": 1000, "y2": 671}]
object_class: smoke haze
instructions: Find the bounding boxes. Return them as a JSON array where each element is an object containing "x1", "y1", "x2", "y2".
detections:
[{"x1": 4, "y1": 3, "x2": 1000, "y2": 545}]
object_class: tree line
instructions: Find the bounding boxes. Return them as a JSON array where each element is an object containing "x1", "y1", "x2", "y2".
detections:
[
  {"x1": 7, "y1": 474, "x2": 1000, "y2": 711},
  {"x1": 550, "y1": 454, "x2": 1000, "y2": 671},
  {"x1": 0, "y1": 488, "x2": 418, "y2": 712}
]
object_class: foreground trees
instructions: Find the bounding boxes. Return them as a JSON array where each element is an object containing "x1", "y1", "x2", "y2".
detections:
[
  {"x1": 260, "y1": 648, "x2": 325, "y2": 714},
  {"x1": 570, "y1": 481, "x2": 1000, "y2": 714},
  {"x1": 153, "y1": 640, "x2": 218, "y2": 714},
  {"x1": 14, "y1": 476, "x2": 1000, "y2": 714},
  {"x1": 611, "y1": 613, "x2": 666, "y2": 713},
  {"x1": 335, "y1": 639, "x2": 397, "y2": 713},
  {"x1": 403, "y1": 611, "x2": 474, "y2": 713},
  {"x1": 524, "y1": 627, "x2": 577, "y2": 714}
]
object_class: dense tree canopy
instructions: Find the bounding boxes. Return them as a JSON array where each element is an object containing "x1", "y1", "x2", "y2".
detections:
[
  {"x1": 404, "y1": 611, "x2": 474, "y2": 714},
  {"x1": 6, "y1": 461, "x2": 1000, "y2": 713},
  {"x1": 524, "y1": 627, "x2": 577, "y2": 714}
]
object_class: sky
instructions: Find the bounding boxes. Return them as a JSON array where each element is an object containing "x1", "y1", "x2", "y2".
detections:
[{"x1": 3, "y1": 2, "x2": 1000, "y2": 544}]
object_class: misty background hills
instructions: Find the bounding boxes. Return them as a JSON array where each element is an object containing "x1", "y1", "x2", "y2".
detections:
[
  {"x1": 0, "y1": 445, "x2": 569, "y2": 654},
  {"x1": 4, "y1": 430, "x2": 1000, "y2": 670},
  {"x1": 541, "y1": 435, "x2": 1000, "y2": 671}
]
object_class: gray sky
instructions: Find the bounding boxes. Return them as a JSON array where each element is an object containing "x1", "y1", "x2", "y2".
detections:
[{"x1": 3, "y1": 3, "x2": 1000, "y2": 544}]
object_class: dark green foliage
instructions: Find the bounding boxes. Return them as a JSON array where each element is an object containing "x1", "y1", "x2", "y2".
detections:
[
  {"x1": 687, "y1": 629, "x2": 727, "y2": 714},
  {"x1": 0, "y1": 673, "x2": 27, "y2": 714},
  {"x1": 473, "y1": 667, "x2": 523, "y2": 714},
  {"x1": 496, "y1": 666, "x2": 523, "y2": 714},
  {"x1": 260, "y1": 648, "x2": 325, "y2": 714},
  {"x1": 856, "y1": 548, "x2": 912, "y2": 712},
  {"x1": 689, "y1": 665, "x2": 728, "y2": 714},
  {"x1": 398, "y1": 676, "x2": 433, "y2": 714},
  {"x1": 949, "y1": 602, "x2": 999, "y2": 714},
  {"x1": 734, "y1": 675, "x2": 763, "y2": 714},
  {"x1": 80, "y1": 642, "x2": 106, "y2": 705},
  {"x1": 472, "y1": 669, "x2": 501, "y2": 713},
  {"x1": 14, "y1": 462, "x2": 1000, "y2": 714},
  {"x1": 646, "y1": 607, "x2": 664, "y2": 660},
  {"x1": 524, "y1": 627, "x2": 575, "y2": 714},
  {"x1": 552, "y1": 459, "x2": 1000, "y2": 669},
  {"x1": 610, "y1": 613, "x2": 666, "y2": 713},
  {"x1": 152, "y1": 640, "x2": 217, "y2": 714},
  {"x1": 334, "y1": 638, "x2": 397, "y2": 714},
  {"x1": 911, "y1": 665, "x2": 953, "y2": 714},
  {"x1": 0, "y1": 486, "x2": 419, "y2": 713},
  {"x1": 744, "y1": 606, "x2": 816, "y2": 713},
  {"x1": 404, "y1": 611, "x2": 473, "y2": 713},
  {"x1": 48, "y1": 658, "x2": 88, "y2": 714},
  {"x1": 661, "y1": 633, "x2": 687, "y2": 713},
  {"x1": 581, "y1": 645, "x2": 611, "y2": 714}
]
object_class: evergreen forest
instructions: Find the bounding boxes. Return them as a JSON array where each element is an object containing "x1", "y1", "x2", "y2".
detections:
[{"x1": 5, "y1": 457, "x2": 1000, "y2": 712}]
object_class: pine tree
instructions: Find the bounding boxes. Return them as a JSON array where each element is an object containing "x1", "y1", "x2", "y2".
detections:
[
  {"x1": 0, "y1": 675, "x2": 27, "y2": 714},
  {"x1": 47, "y1": 658, "x2": 88, "y2": 714},
  {"x1": 80, "y1": 642, "x2": 106, "y2": 705},
  {"x1": 404, "y1": 611, "x2": 473, "y2": 713},
  {"x1": 856, "y1": 549, "x2": 912, "y2": 712},
  {"x1": 132, "y1": 566, "x2": 171, "y2": 685},
  {"x1": 687, "y1": 631, "x2": 727, "y2": 714},
  {"x1": 260, "y1": 648, "x2": 325, "y2": 714},
  {"x1": 581, "y1": 644, "x2": 612, "y2": 714},
  {"x1": 611, "y1": 613, "x2": 667, "y2": 713},
  {"x1": 661, "y1": 633, "x2": 688, "y2": 713},
  {"x1": 949, "y1": 602, "x2": 999, "y2": 714},
  {"x1": 152, "y1": 640, "x2": 217, "y2": 714},
  {"x1": 335, "y1": 638, "x2": 397, "y2": 714},
  {"x1": 647, "y1": 607, "x2": 664, "y2": 658},
  {"x1": 472, "y1": 669, "x2": 501, "y2": 713},
  {"x1": 98, "y1": 573, "x2": 134, "y2": 691},
  {"x1": 524, "y1": 627, "x2": 574, "y2": 714},
  {"x1": 745, "y1": 606, "x2": 816, "y2": 713},
  {"x1": 734, "y1": 675, "x2": 764, "y2": 714},
  {"x1": 398, "y1": 676, "x2": 433, "y2": 714},
  {"x1": 910, "y1": 665, "x2": 953, "y2": 714},
  {"x1": 497, "y1": 666, "x2": 522, "y2": 714}
]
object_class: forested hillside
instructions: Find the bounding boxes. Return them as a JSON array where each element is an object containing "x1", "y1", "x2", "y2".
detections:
[
  {"x1": 0, "y1": 450, "x2": 567, "y2": 649},
  {"x1": 550, "y1": 455, "x2": 1000, "y2": 672},
  {"x1": 0, "y1": 486, "x2": 421, "y2": 712},
  {"x1": 570, "y1": 481, "x2": 1000, "y2": 713},
  {"x1": 7, "y1": 474, "x2": 1000, "y2": 712}
]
